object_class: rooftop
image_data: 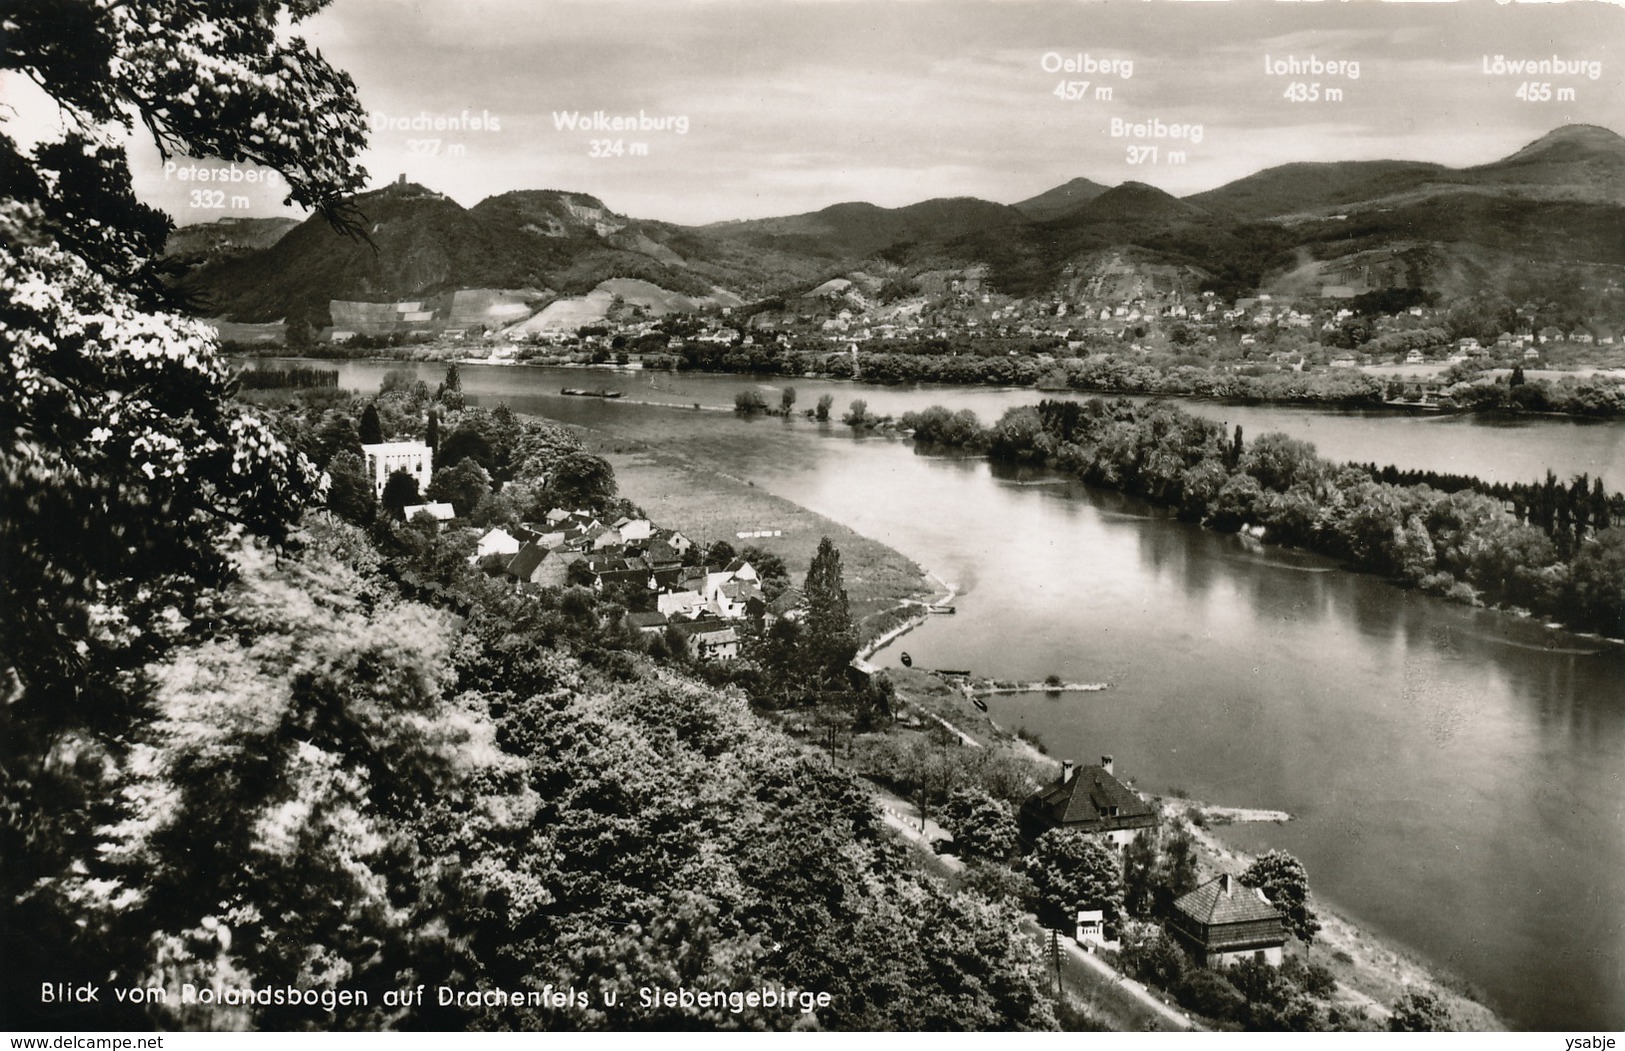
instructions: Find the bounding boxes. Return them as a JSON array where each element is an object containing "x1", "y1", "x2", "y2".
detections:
[
  {"x1": 1021, "y1": 759, "x2": 1157, "y2": 834},
  {"x1": 1173, "y1": 874, "x2": 1286, "y2": 928}
]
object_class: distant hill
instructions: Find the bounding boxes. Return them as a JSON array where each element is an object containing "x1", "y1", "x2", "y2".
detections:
[
  {"x1": 1063, "y1": 181, "x2": 1207, "y2": 226},
  {"x1": 179, "y1": 181, "x2": 549, "y2": 323},
  {"x1": 1185, "y1": 161, "x2": 1451, "y2": 220},
  {"x1": 165, "y1": 216, "x2": 299, "y2": 260},
  {"x1": 1011, "y1": 177, "x2": 1110, "y2": 221},
  {"x1": 706, "y1": 197, "x2": 1026, "y2": 259},
  {"x1": 175, "y1": 125, "x2": 1625, "y2": 322},
  {"x1": 1459, "y1": 123, "x2": 1625, "y2": 203}
]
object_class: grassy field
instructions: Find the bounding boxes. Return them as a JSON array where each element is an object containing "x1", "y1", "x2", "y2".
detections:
[{"x1": 581, "y1": 433, "x2": 933, "y2": 638}]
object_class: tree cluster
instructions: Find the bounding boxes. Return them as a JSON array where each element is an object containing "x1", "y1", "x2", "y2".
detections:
[{"x1": 957, "y1": 398, "x2": 1624, "y2": 637}]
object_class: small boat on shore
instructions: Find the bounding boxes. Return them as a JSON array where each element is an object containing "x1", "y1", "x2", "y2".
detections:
[
  {"x1": 561, "y1": 387, "x2": 624, "y2": 398},
  {"x1": 926, "y1": 604, "x2": 956, "y2": 614}
]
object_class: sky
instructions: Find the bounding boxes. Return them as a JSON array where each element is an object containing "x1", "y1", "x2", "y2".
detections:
[{"x1": 38, "y1": 0, "x2": 1625, "y2": 225}]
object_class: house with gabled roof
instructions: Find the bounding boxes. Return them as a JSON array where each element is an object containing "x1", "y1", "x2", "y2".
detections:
[
  {"x1": 627, "y1": 611, "x2": 669, "y2": 636},
  {"x1": 1019, "y1": 756, "x2": 1157, "y2": 848},
  {"x1": 505, "y1": 542, "x2": 550, "y2": 585},
  {"x1": 765, "y1": 586, "x2": 807, "y2": 627},
  {"x1": 1169, "y1": 873, "x2": 1288, "y2": 968},
  {"x1": 669, "y1": 618, "x2": 739, "y2": 661},
  {"x1": 715, "y1": 578, "x2": 763, "y2": 619},
  {"x1": 641, "y1": 538, "x2": 683, "y2": 569},
  {"x1": 658, "y1": 590, "x2": 705, "y2": 619},
  {"x1": 651, "y1": 527, "x2": 694, "y2": 557},
  {"x1": 475, "y1": 526, "x2": 521, "y2": 559},
  {"x1": 613, "y1": 517, "x2": 653, "y2": 542}
]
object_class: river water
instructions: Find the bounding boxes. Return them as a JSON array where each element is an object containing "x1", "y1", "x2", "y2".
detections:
[{"x1": 299, "y1": 359, "x2": 1624, "y2": 1030}]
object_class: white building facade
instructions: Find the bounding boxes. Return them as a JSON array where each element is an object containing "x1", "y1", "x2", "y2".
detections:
[{"x1": 361, "y1": 441, "x2": 433, "y2": 498}]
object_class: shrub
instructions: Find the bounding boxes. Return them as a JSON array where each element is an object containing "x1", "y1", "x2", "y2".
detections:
[
  {"x1": 1388, "y1": 989, "x2": 1454, "y2": 1032},
  {"x1": 1177, "y1": 968, "x2": 1248, "y2": 1023}
]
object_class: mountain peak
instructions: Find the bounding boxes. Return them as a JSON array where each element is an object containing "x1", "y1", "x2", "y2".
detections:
[
  {"x1": 1528, "y1": 123, "x2": 1624, "y2": 145},
  {"x1": 1496, "y1": 123, "x2": 1625, "y2": 164},
  {"x1": 1013, "y1": 176, "x2": 1110, "y2": 221},
  {"x1": 1468, "y1": 124, "x2": 1625, "y2": 202}
]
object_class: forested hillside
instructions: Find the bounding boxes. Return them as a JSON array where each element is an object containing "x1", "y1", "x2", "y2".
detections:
[{"x1": 0, "y1": 2, "x2": 1057, "y2": 1032}]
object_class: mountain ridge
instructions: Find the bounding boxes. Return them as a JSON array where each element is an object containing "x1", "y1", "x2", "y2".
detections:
[{"x1": 175, "y1": 124, "x2": 1625, "y2": 323}]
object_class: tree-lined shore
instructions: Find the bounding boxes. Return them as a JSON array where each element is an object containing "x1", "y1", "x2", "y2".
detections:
[{"x1": 894, "y1": 398, "x2": 1625, "y2": 639}]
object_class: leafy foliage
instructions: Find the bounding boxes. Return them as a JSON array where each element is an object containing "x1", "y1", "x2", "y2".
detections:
[
  {"x1": 734, "y1": 389, "x2": 769, "y2": 415},
  {"x1": 427, "y1": 456, "x2": 493, "y2": 517},
  {"x1": 3, "y1": 9, "x2": 371, "y2": 1014},
  {"x1": 1241, "y1": 850, "x2": 1321, "y2": 944},
  {"x1": 2, "y1": 1, "x2": 1065, "y2": 1033},
  {"x1": 1022, "y1": 828, "x2": 1125, "y2": 931},
  {"x1": 941, "y1": 787, "x2": 1019, "y2": 862},
  {"x1": 968, "y1": 397, "x2": 1623, "y2": 635},
  {"x1": 545, "y1": 451, "x2": 619, "y2": 513},
  {"x1": 381, "y1": 469, "x2": 421, "y2": 519},
  {"x1": 1388, "y1": 989, "x2": 1455, "y2": 1032},
  {"x1": 801, "y1": 537, "x2": 859, "y2": 684}
]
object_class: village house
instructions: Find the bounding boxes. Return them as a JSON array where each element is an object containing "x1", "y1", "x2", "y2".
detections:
[
  {"x1": 613, "y1": 516, "x2": 653, "y2": 542},
  {"x1": 764, "y1": 586, "x2": 807, "y2": 628},
  {"x1": 1018, "y1": 756, "x2": 1157, "y2": 848},
  {"x1": 1168, "y1": 873, "x2": 1289, "y2": 968},
  {"x1": 504, "y1": 542, "x2": 551, "y2": 586},
  {"x1": 1074, "y1": 909, "x2": 1118, "y2": 953},
  {"x1": 657, "y1": 589, "x2": 705, "y2": 618},
  {"x1": 627, "y1": 611, "x2": 669, "y2": 636},
  {"x1": 403, "y1": 501, "x2": 456, "y2": 529},
  {"x1": 670, "y1": 619, "x2": 740, "y2": 661},
  {"x1": 639, "y1": 537, "x2": 683, "y2": 569},
  {"x1": 474, "y1": 527, "x2": 521, "y2": 560}
]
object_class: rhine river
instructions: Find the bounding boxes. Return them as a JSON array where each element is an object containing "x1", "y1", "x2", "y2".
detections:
[{"x1": 302, "y1": 360, "x2": 1623, "y2": 1030}]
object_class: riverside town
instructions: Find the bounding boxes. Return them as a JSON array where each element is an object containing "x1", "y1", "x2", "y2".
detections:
[{"x1": 3, "y1": 0, "x2": 1624, "y2": 1040}]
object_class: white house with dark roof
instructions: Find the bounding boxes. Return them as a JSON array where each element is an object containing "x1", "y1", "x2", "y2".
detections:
[
  {"x1": 1169, "y1": 873, "x2": 1288, "y2": 968},
  {"x1": 403, "y1": 501, "x2": 455, "y2": 525},
  {"x1": 1019, "y1": 756, "x2": 1157, "y2": 848}
]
